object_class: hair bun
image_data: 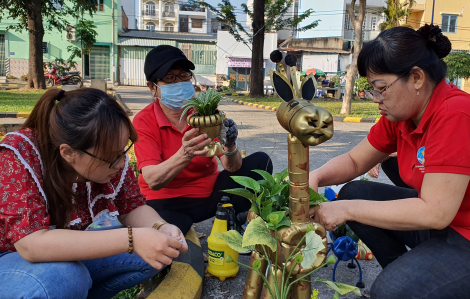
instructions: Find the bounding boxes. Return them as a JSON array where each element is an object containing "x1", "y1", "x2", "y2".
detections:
[{"x1": 417, "y1": 24, "x2": 452, "y2": 59}]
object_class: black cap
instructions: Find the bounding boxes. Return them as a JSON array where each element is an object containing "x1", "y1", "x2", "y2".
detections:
[{"x1": 144, "y1": 45, "x2": 195, "y2": 82}]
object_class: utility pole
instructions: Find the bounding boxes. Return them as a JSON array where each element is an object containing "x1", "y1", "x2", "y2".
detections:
[{"x1": 112, "y1": 0, "x2": 115, "y2": 85}]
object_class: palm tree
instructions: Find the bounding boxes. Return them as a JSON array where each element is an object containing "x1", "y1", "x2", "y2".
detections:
[{"x1": 379, "y1": 0, "x2": 415, "y2": 31}]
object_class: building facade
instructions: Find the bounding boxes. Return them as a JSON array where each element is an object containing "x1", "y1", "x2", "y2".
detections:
[
  {"x1": 0, "y1": 0, "x2": 121, "y2": 81},
  {"x1": 297, "y1": 0, "x2": 386, "y2": 42},
  {"x1": 216, "y1": 31, "x2": 278, "y2": 92},
  {"x1": 404, "y1": 0, "x2": 470, "y2": 92},
  {"x1": 133, "y1": 0, "x2": 220, "y2": 34},
  {"x1": 118, "y1": 30, "x2": 217, "y2": 86}
]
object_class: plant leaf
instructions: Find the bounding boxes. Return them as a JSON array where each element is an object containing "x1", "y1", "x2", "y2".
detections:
[
  {"x1": 300, "y1": 231, "x2": 325, "y2": 269},
  {"x1": 266, "y1": 214, "x2": 291, "y2": 230},
  {"x1": 271, "y1": 184, "x2": 288, "y2": 196},
  {"x1": 260, "y1": 203, "x2": 273, "y2": 221},
  {"x1": 274, "y1": 168, "x2": 289, "y2": 184},
  {"x1": 251, "y1": 169, "x2": 275, "y2": 185},
  {"x1": 255, "y1": 189, "x2": 264, "y2": 207},
  {"x1": 222, "y1": 188, "x2": 255, "y2": 202},
  {"x1": 242, "y1": 216, "x2": 277, "y2": 252},
  {"x1": 310, "y1": 186, "x2": 329, "y2": 206},
  {"x1": 258, "y1": 180, "x2": 272, "y2": 191},
  {"x1": 231, "y1": 176, "x2": 261, "y2": 193},
  {"x1": 214, "y1": 230, "x2": 255, "y2": 252},
  {"x1": 314, "y1": 278, "x2": 361, "y2": 296}
]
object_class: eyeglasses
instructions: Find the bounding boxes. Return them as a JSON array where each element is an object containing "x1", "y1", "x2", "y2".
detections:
[
  {"x1": 159, "y1": 72, "x2": 193, "y2": 83},
  {"x1": 365, "y1": 73, "x2": 405, "y2": 100},
  {"x1": 80, "y1": 141, "x2": 134, "y2": 169}
]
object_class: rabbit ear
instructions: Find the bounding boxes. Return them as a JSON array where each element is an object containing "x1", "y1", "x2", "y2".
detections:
[
  {"x1": 270, "y1": 70, "x2": 294, "y2": 102},
  {"x1": 301, "y1": 75, "x2": 317, "y2": 101}
]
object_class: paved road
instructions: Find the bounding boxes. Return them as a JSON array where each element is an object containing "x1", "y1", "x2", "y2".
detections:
[{"x1": 115, "y1": 86, "x2": 389, "y2": 298}]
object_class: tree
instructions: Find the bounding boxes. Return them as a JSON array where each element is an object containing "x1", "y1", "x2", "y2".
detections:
[
  {"x1": 444, "y1": 51, "x2": 470, "y2": 84},
  {"x1": 191, "y1": 0, "x2": 319, "y2": 98},
  {"x1": 0, "y1": 0, "x2": 96, "y2": 89},
  {"x1": 340, "y1": 0, "x2": 366, "y2": 115},
  {"x1": 379, "y1": 0, "x2": 414, "y2": 31}
]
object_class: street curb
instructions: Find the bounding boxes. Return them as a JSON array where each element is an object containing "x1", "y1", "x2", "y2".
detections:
[
  {"x1": 0, "y1": 112, "x2": 31, "y2": 118},
  {"x1": 147, "y1": 227, "x2": 203, "y2": 299},
  {"x1": 225, "y1": 98, "x2": 380, "y2": 123},
  {"x1": 0, "y1": 83, "x2": 26, "y2": 88}
]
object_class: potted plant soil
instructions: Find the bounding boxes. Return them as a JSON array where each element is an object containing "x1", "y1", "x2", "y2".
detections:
[{"x1": 180, "y1": 89, "x2": 225, "y2": 157}]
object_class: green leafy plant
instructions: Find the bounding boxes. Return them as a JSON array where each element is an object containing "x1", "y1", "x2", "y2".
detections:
[
  {"x1": 354, "y1": 76, "x2": 370, "y2": 94},
  {"x1": 180, "y1": 89, "x2": 223, "y2": 122},
  {"x1": 20, "y1": 74, "x2": 28, "y2": 81},
  {"x1": 219, "y1": 169, "x2": 358, "y2": 298},
  {"x1": 223, "y1": 168, "x2": 328, "y2": 221}
]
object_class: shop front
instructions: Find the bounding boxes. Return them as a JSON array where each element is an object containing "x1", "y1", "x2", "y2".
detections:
[{"x1": 227, "y1": 58, "x2": 265, "y2": 92}]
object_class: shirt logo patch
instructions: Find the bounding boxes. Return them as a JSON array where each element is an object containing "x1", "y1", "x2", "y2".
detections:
[{"x1": 417, "y1": 146, "x2": 425, "y2": 165}]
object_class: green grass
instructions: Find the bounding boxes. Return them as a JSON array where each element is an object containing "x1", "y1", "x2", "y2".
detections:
[
  {"x1": 228, "y1": 96, "x2": 381, "y2": 118},
  {"x1": 0, "y1": 89, "x2": 46, "y2": 112}
]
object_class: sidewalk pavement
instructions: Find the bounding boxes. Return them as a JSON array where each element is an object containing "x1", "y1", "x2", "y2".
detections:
[{"x1": 114, "y1": 86, "x2": 386, "y2": 299}]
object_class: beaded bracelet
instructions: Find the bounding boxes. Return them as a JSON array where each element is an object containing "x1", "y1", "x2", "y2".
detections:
[
  {"x1": 127, "y1": 226, "x2": 134, "y2": 254},
  {"x1": 223, "y1": 142, "x2": 238, "y2": 156}
]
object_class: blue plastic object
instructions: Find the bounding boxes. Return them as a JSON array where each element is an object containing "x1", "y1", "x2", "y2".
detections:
[
  {"x1": 324, "y1": 187, "x2": 337, "y2": 201},
  {"x1": 327, "y1": 234, "x2": 365, "y2": 288}
]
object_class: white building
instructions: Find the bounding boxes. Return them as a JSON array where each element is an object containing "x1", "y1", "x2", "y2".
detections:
[
  {"x1": 245, "y1": 0, "x2": 299, "y2": 40},
  {"x1": 298, "y1": 0, "x2": 386, "y2": 42},
  {"x1": 130, "y1": 0, "x2": 221, "y2": 34},
  {"x1": 216, "y1": 31, "x2": 278, "y2": 92}
]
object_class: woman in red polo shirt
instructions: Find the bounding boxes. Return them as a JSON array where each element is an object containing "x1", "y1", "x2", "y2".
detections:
[
  {"x1": 134, "y1": 45, "x2": 273, "y2": 235},
  {"x1": 308, "y1": 25, "x2": 470, "y2": 297},
  {"x1": 0, "y1": 88, "x2": 187, "y2": 299}
]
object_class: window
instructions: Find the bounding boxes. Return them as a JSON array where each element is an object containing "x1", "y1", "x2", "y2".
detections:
[
  {"x1": 192, "y1": 19, "x2": 203, "y2": 29},
  {"x1": 42, "y1": 42, "x2": 48, "y2": 54},
  {"x1": 164, "y1": 23, "x2": 174, "y2": 32},
  {"x1": 371, "y1": 16, "x2": 377, "y2": 31},
  {"x1": 96, "y1": 0, "x2": 104, "y2": 12},
  {"x1": 344, "y1": 14, "x2": 352, "y2": 30},
  {"x1": 146, "y1": 22, "x2": 156, "y2": 31},
  {"x1": 145, "y1": 1, "x2": 156, "y2": 16},
  {"x1": 164, "y1": 2, "x2": 174, "y2": 12},
  {"x1": 442, "y1": 14, "x2": 458, "y2": 33}
]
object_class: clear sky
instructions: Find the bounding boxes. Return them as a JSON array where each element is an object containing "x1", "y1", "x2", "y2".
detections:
[{"x1": 204, "y1": 0, "x2": 247, "y2": 23}]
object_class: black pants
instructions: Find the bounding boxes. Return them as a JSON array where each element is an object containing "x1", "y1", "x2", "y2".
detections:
[
  {"x1": 338, "y1": 180, "x2": 470, "y2": 299},
  {"x1": 381, "y1": 157, "x2": 411, "y2": 189},
  {"x1": 146, "y1": 152, "x2": 273, "y2": 235}
]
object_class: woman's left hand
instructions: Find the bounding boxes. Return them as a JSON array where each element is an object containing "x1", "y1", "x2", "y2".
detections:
[
  {"x1": 158, "y1": 224, "x2": 189, "y2": 253},
  {"x1": 223, "y1": 119, "x2": 238, "y2": 148},
  {"x1": 309, "y1": 201, "x2": 349, "y2": 231}
]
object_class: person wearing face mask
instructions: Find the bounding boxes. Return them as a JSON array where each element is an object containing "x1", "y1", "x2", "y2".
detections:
[{"x1": 133, "y1": 45, "x2": 273, "y2": 236}]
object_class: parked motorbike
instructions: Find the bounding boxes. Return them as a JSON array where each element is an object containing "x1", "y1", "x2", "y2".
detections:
[{"x1": 44, "y1": 65, "x2": 83, "y2": 88}]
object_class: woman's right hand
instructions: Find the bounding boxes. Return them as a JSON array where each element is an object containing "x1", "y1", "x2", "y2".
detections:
[
  {"x1": 180, "y1": 128, "x2": 212, "y2": 160},
  {"x1": 133, "y1": 227, "x2": 183, "y2": 270}
]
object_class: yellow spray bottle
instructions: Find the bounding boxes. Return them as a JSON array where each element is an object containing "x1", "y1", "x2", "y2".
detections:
[{"x1": 207, "y1": 198, "x2": 239, "y2": 281}]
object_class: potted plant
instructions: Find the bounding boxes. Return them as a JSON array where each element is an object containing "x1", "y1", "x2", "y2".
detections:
[
  {"x1": 180, "y1": 89, "x2": 225, "y2": 157},
  {"x1": 218, "y1": 169, "x2": 361, "y2": 298},
  {"x1": 355, "y1": 77, "x2": 370, "y2": 99}
]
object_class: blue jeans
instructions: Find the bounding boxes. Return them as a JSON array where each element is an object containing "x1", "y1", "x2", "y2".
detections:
[
  {"x1": 338, "y1": 180, "x2": 470, "y2": 299},
  {"x1": 0, "y1": 251, "x2": 161, "y2": 299}
]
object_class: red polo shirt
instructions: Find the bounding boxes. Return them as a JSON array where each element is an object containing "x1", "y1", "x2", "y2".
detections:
[
  {"x1": 368, "y1": 80, "x2": 470, "y2": 240},
  {"x1": 133, "y1": 100, "x2": 220, "y2": 200}
]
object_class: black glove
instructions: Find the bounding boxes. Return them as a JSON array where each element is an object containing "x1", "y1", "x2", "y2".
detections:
[{"x1": 224, "y1": 118, "x2": 238, "y2": 148}]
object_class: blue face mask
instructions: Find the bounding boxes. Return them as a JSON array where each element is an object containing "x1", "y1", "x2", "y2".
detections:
[{"x1": 154, "y1": 81, "x2": 195, "y2": 110}]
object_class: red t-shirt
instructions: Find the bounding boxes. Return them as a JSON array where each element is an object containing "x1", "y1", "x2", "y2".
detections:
[
  {"x1": 0, "y1": 128, "x2": 145, "y2": 252},
  {"x1": 133, "y1": 100, "x2": 220, "y2": 200},
  {"x1": 368, "y1": 80, "x2": 470, "y2": 240}
]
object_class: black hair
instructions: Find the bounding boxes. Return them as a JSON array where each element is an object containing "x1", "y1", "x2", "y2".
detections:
[{"x1": 358, "y1": 25, "x2": 452, "y2": 85}]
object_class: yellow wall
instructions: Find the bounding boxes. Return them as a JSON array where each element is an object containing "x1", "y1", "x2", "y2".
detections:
[{"x1": 405, "y1": 0, "x2": 470, "y2": 93}]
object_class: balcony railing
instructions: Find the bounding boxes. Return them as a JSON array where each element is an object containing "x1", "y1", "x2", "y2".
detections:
[
  {"x1": 163, "y1": 11, "x2": 175, "y2": 17},
  {"x1": 142, "y1": 10, "x2": 157, "y2": 16},
  {"x1": 180, "y1": 4, "x2": 205, "y2": 12}
]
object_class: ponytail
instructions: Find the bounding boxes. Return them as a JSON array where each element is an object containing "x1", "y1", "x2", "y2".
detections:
[{"x1": 23, "y1": 88, "x2": 137, "y2": 228}]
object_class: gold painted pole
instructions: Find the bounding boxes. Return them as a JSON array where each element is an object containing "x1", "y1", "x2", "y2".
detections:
[
  {"x1": 242, "y1": 252, "x2": 268, "y2": 299},
  {"x1": 261, "y1": 267, "x2": 284, "y2": 299},
  {"x1": 287, "y1": 133, "x2": 310, "y2": 224}
]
